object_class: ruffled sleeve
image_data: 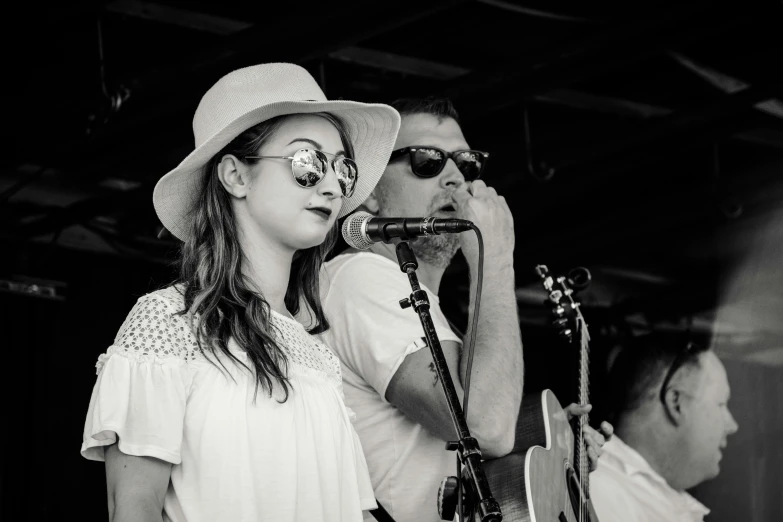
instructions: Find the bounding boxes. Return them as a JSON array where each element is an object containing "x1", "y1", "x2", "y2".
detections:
[
  {"x1": 81, "y1": 289, "x2": 196, "y2": 464},
  {"x1": 334, "y1": 380, "x2": 357, "y2": 423}
]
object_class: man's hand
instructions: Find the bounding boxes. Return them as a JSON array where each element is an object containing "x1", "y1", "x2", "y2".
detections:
[
  {"x1": 564, "y1": 403, "x2": 615, "y2": 472},
  {"x1": 451, "y1": 180, "x2": 515, "y2": 269}
]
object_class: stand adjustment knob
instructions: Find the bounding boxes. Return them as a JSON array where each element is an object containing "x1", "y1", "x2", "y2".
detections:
[
  {"x1": 437, "y1": 476, "x2": 459, "y2": 521},
  {"x1": 399, "y1": 298, "x2": 411, "y2": 309}
]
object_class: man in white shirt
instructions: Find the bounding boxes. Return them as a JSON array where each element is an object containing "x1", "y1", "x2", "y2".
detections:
[
  {"x1": 590, "y1": 332, "x2": 739, "y2": 522},
  {"x1": 320, "y1": 97, "x2": 610, "y2": 522}
]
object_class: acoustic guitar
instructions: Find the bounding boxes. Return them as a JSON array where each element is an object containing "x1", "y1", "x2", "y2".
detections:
[{"x1": 479, "y1": 265, "x2": 598, "y2": 522}]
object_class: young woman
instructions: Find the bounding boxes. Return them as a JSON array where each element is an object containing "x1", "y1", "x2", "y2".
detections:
[{"x1": 80, "y1": 63, "x2": 400, "y2": 522}]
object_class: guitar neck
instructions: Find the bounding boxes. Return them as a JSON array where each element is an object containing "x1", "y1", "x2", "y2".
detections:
[
  {"x1": 534, "y1": 265, "x2": 596, "y2": 520},
  {"x1": 573, "y1": 314, "x2": 591, "y2": 493}
]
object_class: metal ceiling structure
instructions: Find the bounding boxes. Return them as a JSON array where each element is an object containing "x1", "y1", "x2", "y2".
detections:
[{"x1": 3, "y1": 0, "x2": 783, "y2": 364}]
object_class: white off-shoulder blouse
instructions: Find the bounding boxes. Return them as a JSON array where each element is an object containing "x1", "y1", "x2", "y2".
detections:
[{"x1": 81, "y1": 285, "x2": 375, "y2": 522}]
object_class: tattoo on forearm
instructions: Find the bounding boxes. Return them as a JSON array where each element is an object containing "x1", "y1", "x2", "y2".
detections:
[{"x1": 428, "y1": 361, "x2": 439, "y2": 387}]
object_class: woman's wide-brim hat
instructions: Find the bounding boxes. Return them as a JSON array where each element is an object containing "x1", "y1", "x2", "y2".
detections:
[{"x1": 153, "y1": 62, "x2": 401, "y2": 241}]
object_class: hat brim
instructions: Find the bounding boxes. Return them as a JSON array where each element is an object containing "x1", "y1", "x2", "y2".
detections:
[{"x1": 153, "y1": 99, "x2": 400, "y2": 241}]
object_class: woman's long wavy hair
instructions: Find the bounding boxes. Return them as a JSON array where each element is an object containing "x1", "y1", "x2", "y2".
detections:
[{"x1": 178, "y1": 112, "x2": 354, "y2": 401}]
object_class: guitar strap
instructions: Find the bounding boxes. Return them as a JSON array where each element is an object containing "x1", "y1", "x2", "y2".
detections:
[{"x1": 369, "y1": 500, "x2": 397, "y2": 522}]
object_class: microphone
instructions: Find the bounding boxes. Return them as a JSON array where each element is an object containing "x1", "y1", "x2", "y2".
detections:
[{"x1": 342, "y1": 211, "x2": 473, "y2": 250}]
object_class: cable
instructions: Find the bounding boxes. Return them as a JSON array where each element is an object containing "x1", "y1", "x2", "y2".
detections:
[{"x1": 461, "y1": 224, "x2": 483, "y2": 419}]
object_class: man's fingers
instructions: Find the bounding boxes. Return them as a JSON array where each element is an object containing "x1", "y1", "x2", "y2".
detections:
[
  {"x1": 452, "y1": 187, "x2": 472, "y2": 206},
  {"x1": 584, "y1": 427, "x2": 606, "y2": 448},
  {"x1": 469, "y1": 180, "x2": 487, "y2": 194},
  {"x1": 600, "y1": 421, "x2": 614, "y2": 440},
  {"x1": 564, "y1": 403, "x2": 592, "y2": 419},
  {"x1": 587, "y1": 446, "x2": 601, "y2": 472}
]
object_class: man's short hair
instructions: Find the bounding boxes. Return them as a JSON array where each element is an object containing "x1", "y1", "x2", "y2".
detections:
[
  {"x1": 606, "y1": 331, "x2": 710, "y2": 424},
  {"x1": 389, "y1": 97, "x2": 461, "y2": 124}
]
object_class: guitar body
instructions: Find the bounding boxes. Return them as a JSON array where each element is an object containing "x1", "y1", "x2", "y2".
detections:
[
  {"x1": 480, "y1": 390, "x2": 598, "y2": 522},
  {"x1": 464, "y1": 266, "x2": 598, "y2": 522}
]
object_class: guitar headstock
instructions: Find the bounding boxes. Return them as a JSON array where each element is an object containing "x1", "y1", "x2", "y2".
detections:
[{"x1": 535, "y1": 265, "x2": 590, "y2": 341}]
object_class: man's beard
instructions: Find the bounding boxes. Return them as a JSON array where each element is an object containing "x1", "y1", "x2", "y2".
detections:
[
  {"x1": 374, "y1": 186, "x2": 460, "y2": 268},
  {"x1": 410, "y1": 233, "x2": 460, "y2": 269}
]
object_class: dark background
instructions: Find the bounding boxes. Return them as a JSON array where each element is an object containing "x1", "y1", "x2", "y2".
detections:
[{"x1": 2, "y1": 1, "x2": 783, "y2": 520}]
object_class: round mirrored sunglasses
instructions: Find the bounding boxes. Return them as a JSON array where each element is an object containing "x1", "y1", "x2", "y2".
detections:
[{"x1": 246, "y1": 148, "x2": 358, "y2": 198}]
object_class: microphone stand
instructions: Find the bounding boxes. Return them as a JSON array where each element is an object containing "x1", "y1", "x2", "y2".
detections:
[{"x1": 394, "y1": 240, "x2": 502, "y2": 522}]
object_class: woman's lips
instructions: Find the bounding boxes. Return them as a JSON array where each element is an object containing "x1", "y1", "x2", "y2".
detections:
[{"x1": 307, "y1": 207, "x2": 332, "y2": 219}]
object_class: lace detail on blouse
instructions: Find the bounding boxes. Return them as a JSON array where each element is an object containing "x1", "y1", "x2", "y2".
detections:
[
  {"x1": 269, "y1": 313, "x2": 342, "y2": 384},
  {"x1": 111, "y1": 286, "x2": 199, "y2": 364},
  {"x1": 103, "y1": 285, "x2": 342, "y2": 383}
]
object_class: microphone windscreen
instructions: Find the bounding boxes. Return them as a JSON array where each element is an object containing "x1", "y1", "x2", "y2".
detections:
[{"x1": 342, "y1": 211, "x2": 374, "y2": 250}]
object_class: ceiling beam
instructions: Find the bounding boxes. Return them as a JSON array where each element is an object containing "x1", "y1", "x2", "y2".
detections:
[
  {"x1": 670, "y1": 51, "x2": 783, "y2": 119},
  {"x1": 534, "y1": 88, "x2": 670, "y2": 118},
  {"x1": 535, "y1": 89, "x2": 783, "y2": 148},
  {"x1": 476, "y1": 0, "x2": 599, "y2": 23},
  {"x1": 329, "y1": 46, "x2": 470, "y2": 81},
  {"x1": 104, "y1": 0, "x2": 253, "y2": 35}
]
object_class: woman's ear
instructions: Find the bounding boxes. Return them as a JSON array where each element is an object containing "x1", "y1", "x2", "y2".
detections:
[{"x1": 217, "y1": 154, "x2": 252, "y2": 198}]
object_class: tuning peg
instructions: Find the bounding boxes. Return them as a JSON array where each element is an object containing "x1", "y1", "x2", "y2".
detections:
[
  {"x1": 554, "y1": 317, "x2": 569, "y2": 329},
  {"x1": 567, "y1": 267, "x2": 592, "y2": 292}
]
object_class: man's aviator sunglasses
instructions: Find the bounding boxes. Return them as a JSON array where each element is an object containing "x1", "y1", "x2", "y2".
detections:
[
  {"x1": 245, "y1": 148, "x2": 358, "y2": 198},
  {"x1": 390, "y1": 146, "x2": 489, "y2": 180}
]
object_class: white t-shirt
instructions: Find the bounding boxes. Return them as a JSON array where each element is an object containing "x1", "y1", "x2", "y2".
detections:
[
  {"x1": 590, "y1": 436, "x2": 710, "y2": 522},
  {"x1": 320, "y1": 252, "x2": 463, "y2": 522},
  {"x1": 81, "y1": 285, "x2": 375, "y2": 522}
]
